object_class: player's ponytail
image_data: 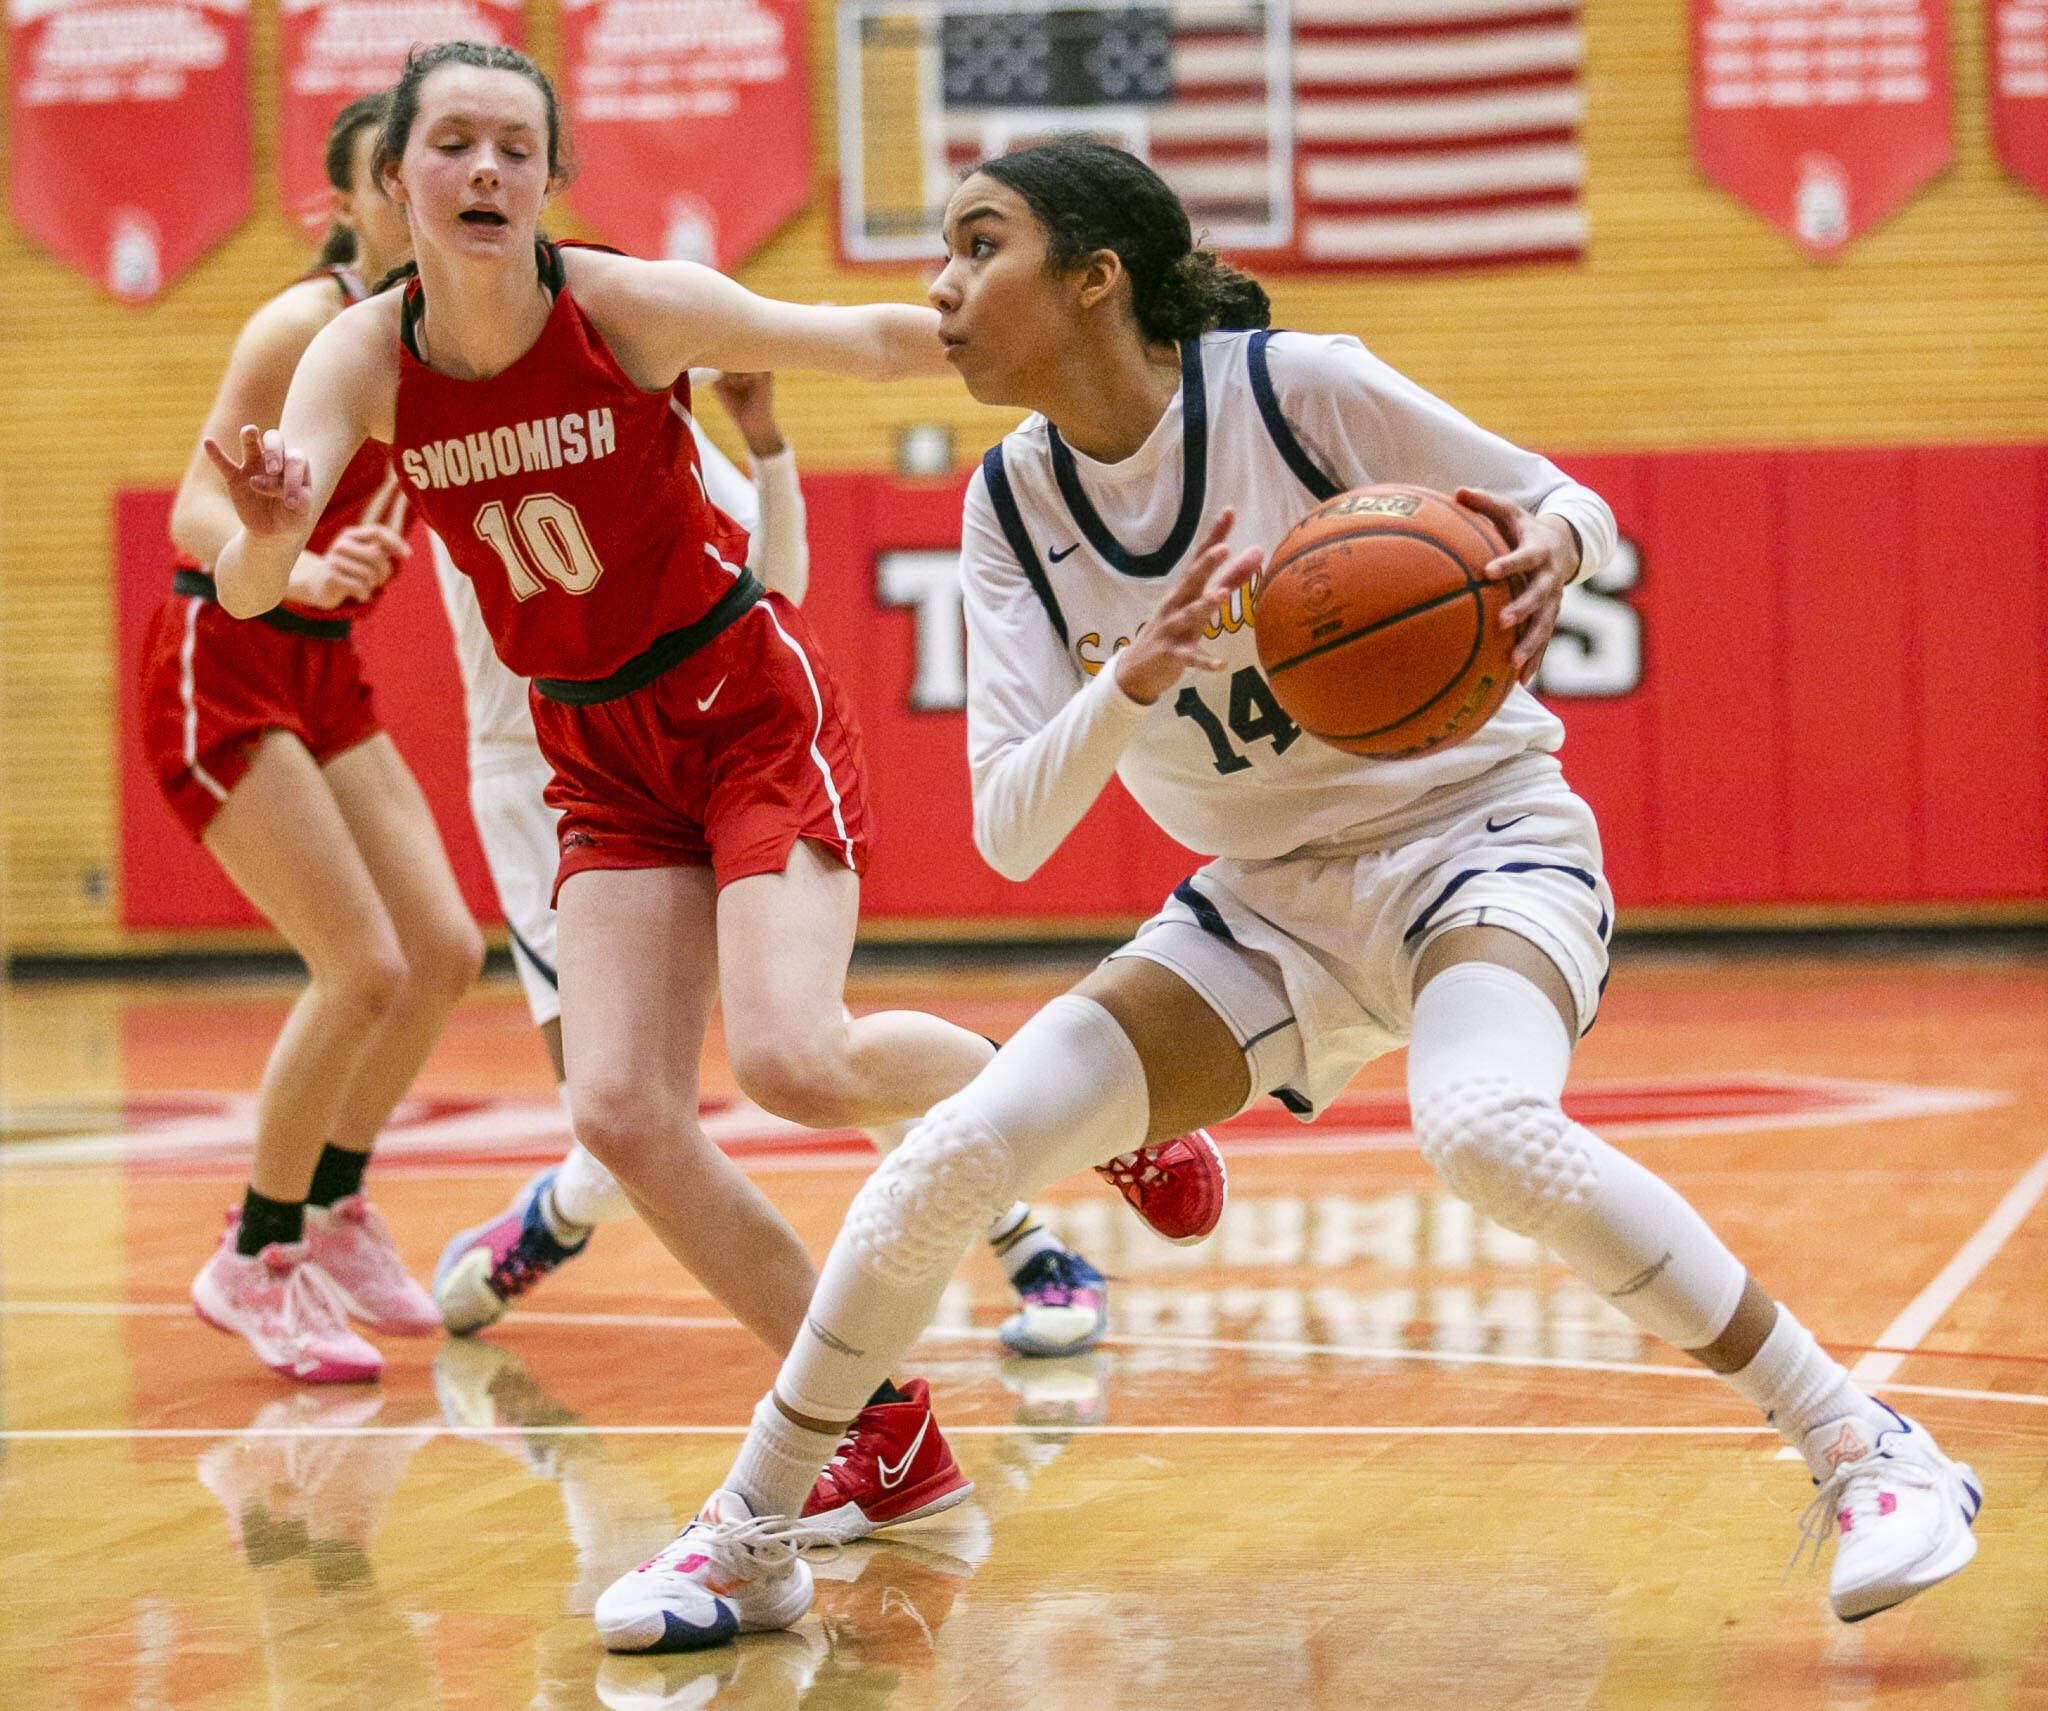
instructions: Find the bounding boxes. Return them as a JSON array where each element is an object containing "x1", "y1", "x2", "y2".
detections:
[
  {"x1": 976, "y1": 139, "x2": 1270, "y2": 344},
  {"x1": 315, "y1": 91, "x2": 393, "y2": 269}
]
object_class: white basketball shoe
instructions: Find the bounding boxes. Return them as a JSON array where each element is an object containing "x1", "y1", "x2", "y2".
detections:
[
  {"x1": 594, "y1": 1489, "x2": 833, "y2": 1654},
  {"x1": 1795, "y1": 1405, "x2": 1983, "y2": 1622}
]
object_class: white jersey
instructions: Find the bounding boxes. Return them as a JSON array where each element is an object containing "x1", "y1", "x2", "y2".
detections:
[
  {"x1": 432, "y1": 423, "x2": 798, "y2": 771},
  {"x1": 961, "y1": 328, "x2": 1618, "y2": 878}
]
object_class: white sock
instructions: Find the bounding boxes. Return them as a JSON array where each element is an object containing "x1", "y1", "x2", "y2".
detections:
[
  {"x1": 774, "y1": 993, "x2": 1150, "y2": 1424},
  {"x1": 1723, "y1": 1306, "x2": 1887, "y2": 1473},
  {"x1": 986, "y1": 1202, "x2": 1063, "y2": 1280},
  {"x1": 550, "y1": 1141, "x2": 631, "y2": 1229},
  {"x1": 1408, "y1": 962, "x2": 1749, "y2": 1352},
  {"x1": 723, "y1": 1391, "x2": 846, "y2": 1519}
]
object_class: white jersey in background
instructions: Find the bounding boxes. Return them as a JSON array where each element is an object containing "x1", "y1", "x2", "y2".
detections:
[{"x1": 962, "y1": 328, "x2": 1617, "y2": 879}]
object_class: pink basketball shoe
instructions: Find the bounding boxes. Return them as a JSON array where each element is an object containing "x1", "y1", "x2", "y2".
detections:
[
  {"x1": 305, "y1": 1194, "x2": 441, "y2": 1336},
  {"x1": 191, "y1": 1219, "x2": 383, "y2": 1383}
]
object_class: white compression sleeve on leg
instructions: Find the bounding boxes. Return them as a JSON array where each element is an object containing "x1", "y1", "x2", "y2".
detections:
[
  {"x1": 1407, "y1": 961, "x2": 1748, "y2": 1352},
  {"x1": 766, "y1": 993, "x2": 1149, "y2": 1425}
]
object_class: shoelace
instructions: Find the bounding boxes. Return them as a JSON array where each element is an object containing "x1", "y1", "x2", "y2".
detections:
[
  {"x1": 648, "y1": 1513, "x2": 842, "y2": 1579},
  {"x1": 278, "y1": 1258, "x2": 359, "y2": 1357},
  {"x1": 1785, "y1": 1451, "x2": 1938, "y2": 1580},
  {"x1": 1097, "y1": 1147, "x2": 1167, "y2": 1187}
]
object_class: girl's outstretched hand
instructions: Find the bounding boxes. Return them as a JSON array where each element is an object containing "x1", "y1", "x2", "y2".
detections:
[
  {"x1": 1113, "y1": 509, "x2": 1263, "y2": 706},
  {"x1": 203, "y1": 425, "x2": 313, "y2": 537}
]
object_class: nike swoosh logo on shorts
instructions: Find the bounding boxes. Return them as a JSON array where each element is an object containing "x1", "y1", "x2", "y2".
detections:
[
  {"x1": 1048, "y1": 543, "x2": 1081, "y2": 562},
  {"x1": 696, "y1": 676, "x2": 728, "y2": 712},
  {"x1": 877, "y1": 1415, "x2": 930, "y2": 1489},
  {"x1": 1485, "y1": 813, "x2": 1532, "y2": 834}
]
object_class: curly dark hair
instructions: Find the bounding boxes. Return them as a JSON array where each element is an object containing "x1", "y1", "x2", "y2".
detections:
[{"x1": 975, "y1": 140, "x2": 1270, "y2": 343}]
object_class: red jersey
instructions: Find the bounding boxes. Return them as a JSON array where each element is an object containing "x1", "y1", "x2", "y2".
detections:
[
  {"x1": 177, "y1": 266, "x2": 408, "y2": 622},
  {"x1": 390, "y1": 241, "x2": 751, "y2": 682}
]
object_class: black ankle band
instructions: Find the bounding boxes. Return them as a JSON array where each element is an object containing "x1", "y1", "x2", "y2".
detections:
[
  {"x1": 305, "y1": 1144, "x2": 368, "y2": 1208},
  {"x1": 236, "y1": 1188, "x2": 304, "y2": 1256},
  {"x1": 866, "y1": 1378, "x2": 907, "y2": 1409}
]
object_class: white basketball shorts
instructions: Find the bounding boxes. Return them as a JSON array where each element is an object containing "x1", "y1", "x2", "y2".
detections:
[
  {"x1": 1111, "y1": 753, "x2": 1613, "y2": 1119},
  {"x1": 470, "y1": 747, "x2": 563, "y2": 1028}
]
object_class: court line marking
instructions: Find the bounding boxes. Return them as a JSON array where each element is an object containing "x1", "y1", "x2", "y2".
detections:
[
  {"x1": 0, "y1": 1073, "x2": 2008, "y2": 1170},
  {"x1": 3, "y1": 1301, "x2": 2042, "y2": 1412},
  {"x1": 0, "y1": 1423, "x2": 1778, "y2": 1443},
  {"x1": 6, "y1": 1299, "x2": 2044, "y2": 1366},
  {"x1": 1851, "y1": 1138, "x2": 2048, "y2": 1387}
]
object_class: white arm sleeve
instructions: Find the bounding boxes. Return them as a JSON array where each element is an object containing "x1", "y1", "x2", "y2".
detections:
[
  {"x1": 963, "y1": 473, "x2": 1153, "y2": 881},
  {"x1": 1263, "y1": 333, "x2": 1617, "y2": 584},
  {"x1": 746, "y1": 447, "x2": 808, "y2": 605}
]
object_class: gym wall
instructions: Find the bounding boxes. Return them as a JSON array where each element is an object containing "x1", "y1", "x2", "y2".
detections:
[{"x1": 4, "y1": 0, "x2": 2045, "y2": 953}]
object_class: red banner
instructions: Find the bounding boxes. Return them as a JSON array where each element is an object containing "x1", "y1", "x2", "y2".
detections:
[
  {"x1": 278, "y1": 0, "x2": 522, "y2": 235},
  {"x1": 1692, "y1": 0, "x2": 1951, "y2": 256},
  {"x1": 8, "y1": 0, "x2": 249, "y2": 301},
  {"x1": 1993, "y1": 0, "x2": 2048, "y2": 193},
  {"x1": 561, "y1": 0, "x2": 812, "y2": 267}
]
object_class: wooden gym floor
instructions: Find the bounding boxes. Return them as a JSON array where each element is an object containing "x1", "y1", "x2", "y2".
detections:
[{"x1": 1, "y1": 944, "x2": 2045, "y2": 1710}]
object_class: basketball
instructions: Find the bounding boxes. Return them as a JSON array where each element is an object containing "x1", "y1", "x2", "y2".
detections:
[{"x1": 1253, "y1": 484, "x2": 1522, "y2": 759}]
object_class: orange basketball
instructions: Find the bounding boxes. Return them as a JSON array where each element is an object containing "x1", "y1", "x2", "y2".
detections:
[{"x1": 1254, "y1": 484, "x2": 1521, "y2": 759}]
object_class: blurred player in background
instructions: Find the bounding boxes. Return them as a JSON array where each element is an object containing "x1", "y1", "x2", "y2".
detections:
[
  {"x1": 429, "y1": 366, "x2": 1122, "y2": 1364},
  {"x1": 203, "y1": 43, "x2": 1219, "y2": 1546},
  {"x1": 138, "y1": 92, "x2": 478, "y2": 1385},
  {"x1": 606, "y1": 140, "x2": 1982, "y2": 1651}
]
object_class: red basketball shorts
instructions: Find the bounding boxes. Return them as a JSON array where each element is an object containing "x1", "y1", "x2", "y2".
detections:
[
  {"x1": 136, "y1": 594, "x2": 380, "y2": 838},
  {"x1": 532, "y1": 592, "x2": 872, "y2": 900}
]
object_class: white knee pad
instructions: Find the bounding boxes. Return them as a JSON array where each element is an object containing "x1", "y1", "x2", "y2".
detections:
[
  {"x1": 1412, "y1": 1074, "x2": 1594, "y2": 1240},
  {"x1": 842, "y1": 1099, "x2": 1016, "y2": 1287},
  {"x1": 1409, "y1": 960, "x2": 1747, "y2": 1352}
]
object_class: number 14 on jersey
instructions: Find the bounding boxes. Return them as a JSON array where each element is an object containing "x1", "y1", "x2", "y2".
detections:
[{"x1": 1177, "y1": 666, "x2": 1300, "y2": 774}]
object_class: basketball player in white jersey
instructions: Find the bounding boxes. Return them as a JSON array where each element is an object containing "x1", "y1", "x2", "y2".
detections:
[
  {"x1": 427, "y1": 367, "x2": 1120, "y2": 1363},
  {"x1": 596, "y1": 141, "x2": 1982, "y2": 1650}
]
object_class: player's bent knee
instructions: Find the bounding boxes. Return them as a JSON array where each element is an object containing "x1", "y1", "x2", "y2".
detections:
[
  {"x1": 1411, "y1": 1074, "x2": 1593, "y2": 1239},
  {"x1": 566, "y1": 1082, "x2": 687, "y2": 1182},
  {"x1": 408, "y1": 918, "x2": 486, "y2": 1005},
  {"x1": 842, "y1": 1100, "x2": 1015, "y2": 1286},
  {"x1": 728, "y1": 1038, "x2": 858, "y2": 1132},
  {"x1": 312, "y1": 944, "x2": 408, "y2": 1023}
]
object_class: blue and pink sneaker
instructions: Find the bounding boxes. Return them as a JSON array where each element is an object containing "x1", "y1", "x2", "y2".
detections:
[
  {"x1": 999, "y1": 1249, "x2": 1108, "y2": 1358},
  {"x1": 434, "y1": 1168, "x2": 590, "y2": 1335}
]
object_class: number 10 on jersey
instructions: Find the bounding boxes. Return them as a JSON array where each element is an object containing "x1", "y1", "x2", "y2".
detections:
[{"x1": 474, "y1": 493, "x2": 607, "y2": 599}]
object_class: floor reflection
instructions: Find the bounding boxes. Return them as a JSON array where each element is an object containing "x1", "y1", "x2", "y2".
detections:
[{"x1": 197, "y1": 1394, "x2": 440, "y2": 1711}]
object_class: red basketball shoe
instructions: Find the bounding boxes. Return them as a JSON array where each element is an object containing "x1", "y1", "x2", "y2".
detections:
[
  {"x1": 801, "y1": 1379, "x2": 973, "y2": 1544},
  {"x1": 1095, "y1": 1129, "x2": 1227, "y2": 1245}
]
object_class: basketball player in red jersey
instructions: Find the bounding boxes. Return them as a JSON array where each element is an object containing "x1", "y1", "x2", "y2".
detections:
[
  {"x1": 203, "y1": 42, "x2": 1225, "y2": 1550},
  {"x1": 137, "y1": 92, "x2": 482, "y2": 1384}
]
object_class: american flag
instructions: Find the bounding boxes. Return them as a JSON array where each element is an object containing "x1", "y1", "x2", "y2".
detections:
[
  {"x1": 1280, "y1": 0, "x2": 1587, "y2": 267},
  {"x1": 934, "y1": 0, "x2": 1587, "y2": 270}
]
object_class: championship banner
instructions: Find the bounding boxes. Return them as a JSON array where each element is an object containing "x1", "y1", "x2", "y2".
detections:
[
  {"x1": 8, "y1": 0, "x2": 250, "y2": 301},
  {"x1": 562, "y1": 0, "x2": 812, "y2": 267},
  {"x1": 278, "y1": 0, "x2": 522, "y2": 234},
  {"x1": 1692, "y1": 0, "x2": 1951, "y2": 256},
  {"x1": 1992, "y1": 0, "x2": 2048, "y2": 194}
]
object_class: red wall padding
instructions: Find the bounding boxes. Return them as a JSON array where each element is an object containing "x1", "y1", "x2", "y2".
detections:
[{"x1": 115, "y1": 446, "x2": 2048, "y2": 932}]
